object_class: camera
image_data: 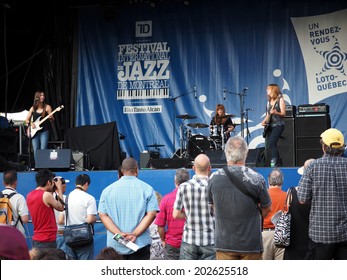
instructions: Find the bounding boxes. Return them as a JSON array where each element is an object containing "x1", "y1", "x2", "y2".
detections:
[{"x1": 54, "y1": 177, "x2": 66, "y2": 185}]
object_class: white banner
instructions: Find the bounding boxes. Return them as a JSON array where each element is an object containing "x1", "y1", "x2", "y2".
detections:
[
  {"x1": 291, "y1": 9, "x2": 347, "y2": 104},
  {"x1": 2, "y1": 260, "x2": 346, "y2": 280}
]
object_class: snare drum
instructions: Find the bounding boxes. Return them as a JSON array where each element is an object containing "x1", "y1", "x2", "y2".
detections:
[{"x1": 188, "y1": 135, "x2": 211, "y2": 159}]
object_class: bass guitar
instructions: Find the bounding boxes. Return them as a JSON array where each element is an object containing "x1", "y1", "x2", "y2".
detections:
[
  {"x1": 28, "y1": 105, "x2": 64, "y2": 138},
  {"x1": 262, "y1": 100, "x2": 277, "y2": 138}
]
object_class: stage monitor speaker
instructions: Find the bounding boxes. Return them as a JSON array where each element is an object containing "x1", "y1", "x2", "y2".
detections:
[
  {"x1": 72, "y1": 151, "x2": 90, "y2": 171},
  {"x1": 140, "y1": 153, "x2": 150, "y2": 169},
  {"x1": 295, "y1": 114, "x2": 331, "y2": 166},
  {"x1": 146, "y1": 158, "x2": 188, "y2": 169},
  {"x1": 278, "y1": 117, "x2": 295, "y2": 167},
  {"x1": 206, "y1": 148, "x2": 265, "y2": 168},
  {"x1": 140, "y1": 151, "x2": 160, "y2": 169},
  {"x1": 205, "y1": 150, "x2": 226, "y2": 168},
  {"x1": 35, "y1": 149, "x2": 73, "y2": 170},
  {"x1": 246, "y1": 148, "x2": 265, "y2": 168}
]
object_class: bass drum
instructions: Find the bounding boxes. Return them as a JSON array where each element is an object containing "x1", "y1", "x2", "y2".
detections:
[{"x1": 188, "y1": 135, "x2": 211, "y2": 160}]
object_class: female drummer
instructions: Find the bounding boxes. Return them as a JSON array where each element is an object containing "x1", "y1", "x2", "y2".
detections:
[{"x1": 210, "y1": 104, "x2": 235, "y2": 143}]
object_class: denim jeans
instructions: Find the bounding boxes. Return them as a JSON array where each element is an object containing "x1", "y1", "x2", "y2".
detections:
[
  {"x1": 65, "y1": 242, "x2": 94, "y2": 260},
  {"x1": 266, "y1": 125, "x2": 284, "y2": 165},
  {"x1": 164, "y1": 243, "x2": 180, "y2": 260},
  {"x1": 32, "y1": 130, "x2": 49, "y2": 162},
  {"x1": 32, "y1": 240, "x2": 57, "y2": 249},
  {"x1": 179, "y1": 241, "x2": 215, "y2": 260},
  {"x1": 56, "y1": 234, "x2": 68, "y2": 255}
]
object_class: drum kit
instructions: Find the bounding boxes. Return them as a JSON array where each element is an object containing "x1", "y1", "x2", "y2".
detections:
[
  {"x1": 174, "y1": 113, "x2": 236, "y2": 160},
  {"x1": 145, "y1": 113, "x2": 236, "y2": 161}
]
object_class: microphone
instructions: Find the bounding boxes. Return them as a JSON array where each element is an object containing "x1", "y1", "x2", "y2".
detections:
[
  {"x1": 194, "y1": 85, "x2": 197, "y2": 99},
  {"x1": 223, "y1": 87, "x2": 226, "y2": 100},
  {"x1": 243, "y1": 87, "x2": 248, "y2": 91},
  {"x1": 246, "y1": 108, "x2": 254, "y2": 111}
]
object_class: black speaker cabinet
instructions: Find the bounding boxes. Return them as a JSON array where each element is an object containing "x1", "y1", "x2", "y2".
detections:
[
  {"x1": 146, "y1": 158, "x2": 188, "y2": 169},
  {"x1": 278, "y1": 117, "x2": 296, "y2": 167},
  {"x1": 295, "y1": 114, "x2": 331, "y2": 166},
  {"x1": 205, "y1": 150, "x2": 226, "y2": 168},
  {"x1": 0, "y1": 128, "x2": 18, "y2": 161},
  {"x1": 35, "y1": 149, "x2": 73, "y2": 170}
]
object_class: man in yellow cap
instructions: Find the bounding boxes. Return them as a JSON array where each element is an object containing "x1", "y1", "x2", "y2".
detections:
[{"x1": 297, "y1": 128, "x2": 347, "y2": 260}]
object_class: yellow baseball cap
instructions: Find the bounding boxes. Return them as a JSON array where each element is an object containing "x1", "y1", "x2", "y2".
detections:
[{"x1": 320, "y1": 128, "x2": 345, "y2": 148}]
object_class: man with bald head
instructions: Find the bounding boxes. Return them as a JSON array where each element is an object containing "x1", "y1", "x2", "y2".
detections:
[
  {"x1": 173, "y1": 154, "x2": 215, "y2": 260},
  {"x1": 98, "y1": 157, "x2": 159, "y2": 260}
]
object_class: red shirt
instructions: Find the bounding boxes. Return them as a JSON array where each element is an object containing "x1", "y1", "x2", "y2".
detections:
[
  {"x1": 154, "y1": 188, "x2": 185, "y2": 248},
  {"x1": 26, "y1": 189, "x2": 57, "y2": 242}
]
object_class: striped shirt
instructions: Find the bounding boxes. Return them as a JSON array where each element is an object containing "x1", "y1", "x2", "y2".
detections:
[
  {"x1": 173, "y1": 175, "x2": 214, "y2": 246},
  {"x1": 298, "y1": 154, "x2": 347, "y2": 244}
]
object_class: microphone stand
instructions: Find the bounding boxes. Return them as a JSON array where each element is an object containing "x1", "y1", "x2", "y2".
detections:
[
  {"x1": 27, "y1": 122, "x2": 33, "y2": 170},
  {"x1": 224, "y1": 87, "x2": 248, "y2": 138},
  {"x1": 244, "y1": 109, "x2": 251, "y2": 145},
  {"x1": 168, "y1": 86, "x2": 196, "y2": 154}
]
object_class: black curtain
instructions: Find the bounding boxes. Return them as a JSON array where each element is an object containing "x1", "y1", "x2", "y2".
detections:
[
  {"x1": 42, "y1": 7, "x2": 78, "y2": 141},
  {"x1": 65, "y1": 122, "x2": 121, "y2": 170}
]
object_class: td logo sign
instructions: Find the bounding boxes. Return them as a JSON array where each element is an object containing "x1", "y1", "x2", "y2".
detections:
[{"x1": 136, "y1": 21, "x2": 152, "y2": 37}]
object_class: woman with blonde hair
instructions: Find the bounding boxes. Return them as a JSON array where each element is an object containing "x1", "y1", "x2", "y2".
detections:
[{"x1": 261, "y1": 84, "x2": 286, "y2": 167}]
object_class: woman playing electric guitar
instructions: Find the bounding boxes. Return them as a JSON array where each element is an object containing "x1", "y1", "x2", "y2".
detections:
[
  {"x1": 25, "y1": 91, "x2": 54, "y2": 163},
  {"x1": 261, "y1": 84, "x2": 286, "y2": 167}
]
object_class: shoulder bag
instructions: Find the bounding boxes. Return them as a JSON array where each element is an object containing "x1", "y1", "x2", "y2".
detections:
[
  {"x1": 223, "y1": 166, "x2": 263, "y2": 226},
  {"x1": 63, "y1": 194, "x2": 94, "y2": 248},
  {"x1": 273, "y1": 187, "x2": 293, "y2": 248}
]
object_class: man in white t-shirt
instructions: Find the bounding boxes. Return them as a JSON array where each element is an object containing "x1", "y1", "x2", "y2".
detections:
[{"x1": 62, "y1": 174, "x2": 97, "y2": 260}]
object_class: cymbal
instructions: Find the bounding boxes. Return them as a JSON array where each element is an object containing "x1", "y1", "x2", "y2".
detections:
[
  {"x1": 216, "y1": 114, "x2": 236, "y2": 118},
  {"x1": 176, "y1": 114, "x2": 197, "y2": 119},
  {"x1": 146, "y1": 144, "x2": 165, "y2": 148},
  {"x1": 187, "y1": 123, "x2": 209, "y2": 129}
]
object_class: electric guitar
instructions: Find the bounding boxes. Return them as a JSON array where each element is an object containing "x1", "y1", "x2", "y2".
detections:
[
  {"x1": 28, "y1": 105, "x2": 64, "y2": 138},
  {"x1": 262, "y1": 100, "x2": 277, "y2": 138}
]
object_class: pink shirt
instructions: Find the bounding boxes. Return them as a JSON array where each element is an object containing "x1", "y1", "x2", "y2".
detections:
[{"x1": 154, "y1": 188, "x2": 185, "y2": 248}]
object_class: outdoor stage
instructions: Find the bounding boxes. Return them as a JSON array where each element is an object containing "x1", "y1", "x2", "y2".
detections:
[{"x1": 2, "y1": 167, "x2": 302, "y2": 257}]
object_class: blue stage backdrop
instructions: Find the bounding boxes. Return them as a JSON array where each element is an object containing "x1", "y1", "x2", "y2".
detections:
[{"x1": 76, "y1": 1, "x2": 347, "y2": 163}]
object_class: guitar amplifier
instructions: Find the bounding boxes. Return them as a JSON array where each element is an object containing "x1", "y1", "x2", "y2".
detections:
[
  {"x1": 285, "y1": 105, "x2": 296, "y2": 118},
  {"x1": 297, "y1": 103, "x2": 329, "y2": 115}
]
